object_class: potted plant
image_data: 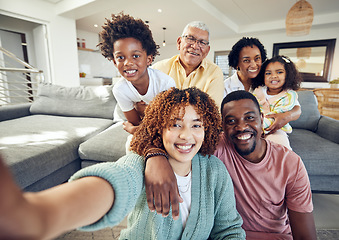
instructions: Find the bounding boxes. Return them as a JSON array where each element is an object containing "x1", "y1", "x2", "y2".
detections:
[{"x1": 329, "y1": 78, "x2": 339, "y2": 88}]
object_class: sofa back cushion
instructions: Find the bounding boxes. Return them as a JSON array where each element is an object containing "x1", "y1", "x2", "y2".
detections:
[
  {"x1": 290, "y1": 90, "x2": 320, "y2": 131},
  {"x1": 30, "y1": 84, "x2": 116, "y2": 119}
]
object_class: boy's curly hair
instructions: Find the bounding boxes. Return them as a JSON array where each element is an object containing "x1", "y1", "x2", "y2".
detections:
[
  {"x1": 130, "y1": 87, "x2": 222, "y2": 157},
  {"x1": 228, "y1": 37, "x2": 267, "y2": 69},
  {"x1": 97, "y1": 12, "x2": 159, "y2": 62},
  {"x1": 251, "y1": 55, "x2": 302, "y2": 91}
]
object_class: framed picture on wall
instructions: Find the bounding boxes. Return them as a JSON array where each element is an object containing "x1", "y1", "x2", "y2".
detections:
[{"x1": 272, "y1": 39, "x2": 336, "y2": 82}]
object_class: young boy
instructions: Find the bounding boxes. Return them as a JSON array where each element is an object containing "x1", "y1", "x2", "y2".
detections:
[{"x1": 98, "y1": 13, "x2": 176, "y2": 134}]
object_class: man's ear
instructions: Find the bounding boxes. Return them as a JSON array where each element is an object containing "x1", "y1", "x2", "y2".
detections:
[
  {"x1": 177, "y1": 36, "x2": 182, "y2": 50},
  {"x1": 206, "y1": 45, "x2": 211, "y2": 54},
  {"x1": 260, "y1": 112, "x2": 265, "y2": 137}
]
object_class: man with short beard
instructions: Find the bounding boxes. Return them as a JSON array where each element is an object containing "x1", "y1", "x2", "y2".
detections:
[
  {"x1": 143, "y1": 90, "x2": 317, "y2": 239},
  {"x1": 215, "y1": 90, "x2": 316, "y2": 240}
]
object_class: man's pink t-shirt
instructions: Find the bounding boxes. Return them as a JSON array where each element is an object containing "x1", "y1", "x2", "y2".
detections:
[{"x1": 214, "y1": 134, "x2": 313, "y2": 240}]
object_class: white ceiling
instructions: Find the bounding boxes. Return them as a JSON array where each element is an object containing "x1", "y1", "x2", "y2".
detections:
[{"x1": 53, "y1": 0, "x2": 339, "y2": 45}]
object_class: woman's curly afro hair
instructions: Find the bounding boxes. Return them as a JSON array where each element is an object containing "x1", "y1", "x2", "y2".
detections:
[
  {"x1": 97, "y1": 12, "x2": 159, "y2": 62},
  {"x1": 228, "y1": 37, "x2": 267, "y2": 69},
  {"x1": 251, "y1": 55, "x2": 302, "y2": 91},
  {"x1": 130, "y1": 87, "x2": 222, "y2": 157}
]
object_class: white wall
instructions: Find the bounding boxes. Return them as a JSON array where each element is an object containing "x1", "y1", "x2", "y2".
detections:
[
  {"x1": 76, "y1": 29, "x2": 120, "y2": 79},
  {"x1": 157, "y1": 43, "x2": 178, "y2": 62},
  {"x1": 0, "y1": 0, "x2": 80, "y2": 86},
  {"x1": 3, "y1": 0, "x2": 336, "y2": 88}
]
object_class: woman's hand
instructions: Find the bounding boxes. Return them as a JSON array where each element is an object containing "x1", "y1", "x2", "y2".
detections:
[
  {"x1": 0, "y1": 155, "x2": 115, "y2": 240},
  {"x1": 265, "y1": 105, "x2": 301, "y2": 134},
  {"x1": 0, "y1": 155, "x2": 42, "y2": 239},
  {"x1": 144, "y1": 155, "x2": 183, "y2": 220},
  {"x1": 264, "y1": 111, "x2": 290, "y2": 134}
]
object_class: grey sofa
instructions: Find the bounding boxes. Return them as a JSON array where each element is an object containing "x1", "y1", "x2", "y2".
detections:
[
  {"x1": 289, "y1": 90, "x2": 339, "y2": 193},
  {"x1": 0, "y1": 84, "x2": 128, "y2": 192},
  {"x1": 75, "y1": 89, "x2": 339, "y2": 193},
  {"x1": 1, "y1": 85, "x2": 338, "y2": 194}
]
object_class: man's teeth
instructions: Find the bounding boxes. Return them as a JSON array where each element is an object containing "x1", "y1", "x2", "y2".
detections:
[
  {"x1": 126, "y1": 70, "x2": 136, "y2": 74},
  {"x1": 189, "y1": 52, "x2": 199, "y2": 56},
  {"x1": 237, "y1": 134, "x2": 251, "y2": 140},
  {"x1": 177, "y1": 145, "x2": 193, "y2": 150}
]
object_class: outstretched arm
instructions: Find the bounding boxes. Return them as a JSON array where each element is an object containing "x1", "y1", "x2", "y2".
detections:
[
  {"x1": 144, "y1": 151, "x2": 182, "y2": 220},
  {"x1": 0, "y1": 155, "x2": 114, "y2": 240},
  {"x1": 288, "y1": 209, "x2": 317, "y2": 240}
]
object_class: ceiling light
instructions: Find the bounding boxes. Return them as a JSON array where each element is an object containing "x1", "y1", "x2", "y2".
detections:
[
  {"x1": 286, "y1": 0, "x2": 314, "y2": 36},
  {"x1": 94, "y1": 24, "x2": 98, "y2": 28},
  {"x1": 158, "y1": 9, "x2": 162, "y2": 13},
  {"x1": 162, "y1": 27, "x2": 166, "y2": 47},
  {"x1": 296, "y1": 47, "x2": 312, "y2": 59}
]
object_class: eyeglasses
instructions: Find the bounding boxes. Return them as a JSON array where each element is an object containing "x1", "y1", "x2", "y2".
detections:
[{"x1": 182, "y1": 35, "x2": 209, "y2": 47}]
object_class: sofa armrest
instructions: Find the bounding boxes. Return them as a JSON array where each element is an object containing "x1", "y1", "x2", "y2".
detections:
[
  {"x1": 316, "y1": 115, "x2": 339, "y2": 144},
  {"x1": 0, "y1": 103, "x2": 32, "y2": 122},
  {"x1": 79, "y1": 121, "x2": 130, "y2": 163}
]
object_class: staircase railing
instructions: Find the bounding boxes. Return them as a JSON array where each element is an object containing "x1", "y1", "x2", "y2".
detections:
[{"x1": 0, "y1": 46, "x2": 44, "y2": 106}]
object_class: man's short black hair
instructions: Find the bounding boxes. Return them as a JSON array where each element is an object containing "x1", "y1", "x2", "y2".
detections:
[{"x1": 221, "y1": 90, "x2": 261, "y2": 114}]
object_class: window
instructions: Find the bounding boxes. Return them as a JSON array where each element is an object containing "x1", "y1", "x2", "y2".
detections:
[
  {"x1": 0, "y1": 29, "x2": 38, "y2": 105},
  {"x1": 214, "y1": 51, "x2": 235, "y2": 79}
]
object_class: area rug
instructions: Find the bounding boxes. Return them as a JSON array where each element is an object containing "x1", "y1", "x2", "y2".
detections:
[
  {"x1": 317, "y1": 229, "x2": 339, "y2": 240},
  {"x1": 56, "y1": 227, "x2": 339, "y2": 240}
]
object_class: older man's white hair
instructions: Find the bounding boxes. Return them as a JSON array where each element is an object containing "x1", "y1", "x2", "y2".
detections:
[{"x1": 181, "y1": 21, "x2": 210, "y2": 36}]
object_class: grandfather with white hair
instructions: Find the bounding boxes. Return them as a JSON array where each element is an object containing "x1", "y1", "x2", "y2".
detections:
[{"x1": 152, "y1": 21, "x2": 224, "y2": 107}]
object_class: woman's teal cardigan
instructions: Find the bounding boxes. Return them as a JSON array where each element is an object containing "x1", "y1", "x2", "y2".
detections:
[{"x1": 70, "y1": 153, "x2": 245, "y2": 239}]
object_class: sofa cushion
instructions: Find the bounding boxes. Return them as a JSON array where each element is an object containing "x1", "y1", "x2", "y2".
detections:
[
  {"x1": 0, "y1": 115, "x2": 113, "y2": 189},
  {"x1": 289, "y1": 129, "x2": 339, "y2": 176},
  {"x1": 290, "y1": 90, "x2": 320, "y2": 131},
  {"x1": 79, "y1": 122, "x2": 130, "y2": 163},
  {"x1": 316, "y1": 116, "x2": 339, "y2": 144},
  {"x1": 30, "y1": 84, "x2": 116, "y2": 120},
  {"x1": 0, "y1": 103, "x2": 31, "y2": 122}
]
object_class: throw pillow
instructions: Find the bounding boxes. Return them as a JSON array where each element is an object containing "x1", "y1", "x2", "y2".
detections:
[{"x1": 30, "y1": 84, "x2": 116, "y2": 119}]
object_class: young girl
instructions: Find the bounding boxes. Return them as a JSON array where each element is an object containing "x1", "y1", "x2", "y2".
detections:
[
  {"x1": 252, "y1": 55, "x2": 302, "y2": 149},
  {"x1": 98, "y1": 13, "x2": 175, "y2": 134},
  {"x1": 0, "y1": 87, "x2": 245, "y2": 240}
]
